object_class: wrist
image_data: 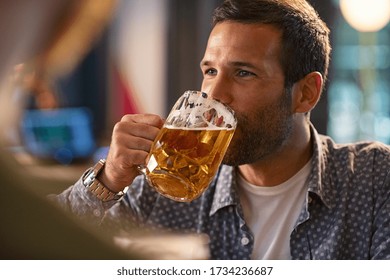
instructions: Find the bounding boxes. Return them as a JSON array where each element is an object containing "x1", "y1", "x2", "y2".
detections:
[
  {"x1": 96, "y1": 167, "x2": 126, "y2": 194},
  {"x1": 82, "y1": 159, "x2": 126, "y2": 201}
]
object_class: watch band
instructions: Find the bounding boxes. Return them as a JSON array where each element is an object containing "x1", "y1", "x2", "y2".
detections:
[{"x1": 83, "y1": 159, "x2": 123, "y2": 202}]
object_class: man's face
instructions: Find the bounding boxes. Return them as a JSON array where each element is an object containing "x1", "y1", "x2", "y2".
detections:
[{"x1": 200, "y1": 22, "x2": 294, "y2": 165}]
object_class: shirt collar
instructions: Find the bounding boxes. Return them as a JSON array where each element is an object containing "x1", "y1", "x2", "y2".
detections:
[
  {"x1": 210, "y1": 165, "x2": 240, "y2": 216},
  {"x1": 307, "y1": 124, "x2": 335, "y2": 209},
  {"x1": 208, "y1": 123, "x2": 334, "y2": 216}
]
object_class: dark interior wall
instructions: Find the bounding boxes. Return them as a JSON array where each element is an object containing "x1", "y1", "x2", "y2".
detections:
[
  {"x1": 308, "y1": 0, "x2": 338, "y2": 134},
  {"x1": 166, "y1": 0, "x2": 224, "y2": 110},
  {"x1": 55, "y1": 31, "x2": 109, "y2": 140}
]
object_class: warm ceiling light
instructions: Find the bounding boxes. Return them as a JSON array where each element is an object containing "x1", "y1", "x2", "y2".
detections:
[{"x1": 340, "y1": 0, "x2": 390, "y2": 32}]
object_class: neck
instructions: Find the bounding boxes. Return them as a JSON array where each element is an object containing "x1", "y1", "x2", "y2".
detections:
[{"x1": 238, "y1": 122, "x2": 312, "y2": 187}]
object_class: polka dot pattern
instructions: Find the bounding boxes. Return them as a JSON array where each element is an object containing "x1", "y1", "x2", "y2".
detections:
[{"x1": 55, "y1": 125, "x2": 390, "y2": 259}]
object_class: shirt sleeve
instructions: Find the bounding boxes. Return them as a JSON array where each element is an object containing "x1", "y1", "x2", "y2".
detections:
[
  {"x1": 370, "y1": 145, "x2": 390, "y2": 260},
  {"x1": 371, "y1": 169, "x2": 390, "y2": 260},
  {"x1": 53, "y1": 170, "x2": 151, "y2": 232},
  {"x1": 50, "y1": 172, "x2": 137, "y2": 231}
]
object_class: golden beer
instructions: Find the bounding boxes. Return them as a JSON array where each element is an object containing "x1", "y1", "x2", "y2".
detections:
[{"x1": 144, "y1": 125, "x2": 235, "y2": 202}]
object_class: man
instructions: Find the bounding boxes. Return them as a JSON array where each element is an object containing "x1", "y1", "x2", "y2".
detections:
[{"x1": 56, "y1": 0, "x2": 390, "y2": 259}]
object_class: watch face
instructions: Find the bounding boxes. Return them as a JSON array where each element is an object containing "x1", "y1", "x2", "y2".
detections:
[
  {"x1": 84, "y1": 159, "x2": 104, "y2": 185},
  {"x1": 83, "y1": 170, "x2": 95, "y2": 187}
]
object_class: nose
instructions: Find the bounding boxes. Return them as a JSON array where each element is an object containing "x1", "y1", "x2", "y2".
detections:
[{"x1": 201, "y1": 74, "x2": 233, "y2": 105}]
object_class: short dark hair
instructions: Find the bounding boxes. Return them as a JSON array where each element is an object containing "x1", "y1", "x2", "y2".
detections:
[{"x1": 213, "y1": 0, "x2": 331, "y2": 91}]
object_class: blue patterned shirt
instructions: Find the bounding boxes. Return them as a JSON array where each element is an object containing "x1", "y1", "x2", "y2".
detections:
[{"x1": 56, "y1": 125, "x2": 390, "y2": 259}]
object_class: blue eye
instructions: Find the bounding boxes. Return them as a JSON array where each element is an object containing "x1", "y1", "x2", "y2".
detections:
[
  {"x1": 205, "y1": 68, "x2": 217, "y2": 76},
  {"x1": 237, "y1": 70, "x2": 254, "y2": 77}
]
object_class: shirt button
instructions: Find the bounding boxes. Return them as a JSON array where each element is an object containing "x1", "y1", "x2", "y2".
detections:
[
  {"x1": 93, "y1": 209, "x2": 101, "y2": 217},
  {"x1": 241, "y1": 236, "x2": 250, "y2": 246}
]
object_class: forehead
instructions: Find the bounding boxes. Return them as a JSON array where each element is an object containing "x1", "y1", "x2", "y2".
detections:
[{"x1": 204, "y1": 21, "x2": 282, "y2": 63}]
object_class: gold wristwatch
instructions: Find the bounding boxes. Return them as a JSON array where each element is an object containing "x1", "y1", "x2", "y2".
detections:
[{"x1": 83, "y1": 159, "x2": 124, "y2": 201}]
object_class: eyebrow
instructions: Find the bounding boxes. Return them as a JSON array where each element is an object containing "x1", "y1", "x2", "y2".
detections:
[
  {"x1": 200, "y1": 60, "x2": 211, "y2": 67},
  {"x1": 200, "y1": 60, "x2": 259, "y2": 70}
]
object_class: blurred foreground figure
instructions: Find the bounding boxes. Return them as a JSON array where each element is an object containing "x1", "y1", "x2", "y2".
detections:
[{"x1": 0, "y1": 0, "x2": 137, "y2": 259}]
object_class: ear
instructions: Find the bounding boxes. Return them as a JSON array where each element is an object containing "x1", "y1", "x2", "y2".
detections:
[{"x1": 292, "y1": 71, "x2": 323, "y2": 113}]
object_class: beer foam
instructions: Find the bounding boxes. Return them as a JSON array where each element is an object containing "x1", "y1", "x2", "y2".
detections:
[
  {"x1": 164, "y1": 124, "x2": 234, "y2": 131},
  {"x1": 166, "y1": 91, "x2": 237, "y2": 130}
]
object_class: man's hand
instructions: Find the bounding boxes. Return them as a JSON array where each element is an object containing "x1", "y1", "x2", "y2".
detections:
[{"x1": 98, "y1": 114, "x2": 164, "y2": 193}]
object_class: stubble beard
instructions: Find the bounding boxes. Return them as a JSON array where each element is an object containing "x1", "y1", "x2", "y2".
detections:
[{"x1": 222, "y1": 90, "x2": 293, "y2": 166}]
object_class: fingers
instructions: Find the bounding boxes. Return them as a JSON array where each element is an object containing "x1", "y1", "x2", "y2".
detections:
[
  {"x1": 98, "y1": 114, "x2": 164, "y2": 192},
  {"x1": 112, "y1": 114, "x2": 163, "y2": 162},
  {"x1": 120, "y1": 113, "x2": 164, "y2": 129}
]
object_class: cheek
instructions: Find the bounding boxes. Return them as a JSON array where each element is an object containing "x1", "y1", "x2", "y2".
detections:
[
  {"x1": 235, "y1": 95, "x2": 291, "y2": 133},
  {"x1": 232, "y1": 100, "x2": 266, "y2": 125},
  {"x1": 231, "y1": 89, "x2": 280, "y2": 112},
  {"x1": 230, "y1": 98, "x2": 258, "y2": 117}
]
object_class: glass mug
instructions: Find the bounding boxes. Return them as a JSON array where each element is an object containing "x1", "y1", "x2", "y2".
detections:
[{"x1": 138, "y1": 90, "x2": 237, "y2": 202}]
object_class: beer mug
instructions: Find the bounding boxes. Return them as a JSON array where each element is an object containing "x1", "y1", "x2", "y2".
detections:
[{"x1": 139, "y1": 90, "x2": 237, "y2": 202}]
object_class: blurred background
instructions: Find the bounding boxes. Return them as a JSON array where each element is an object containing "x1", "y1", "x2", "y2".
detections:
[{"x1": 3, "y1": 0, "x2": 390, "y2": 194}]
